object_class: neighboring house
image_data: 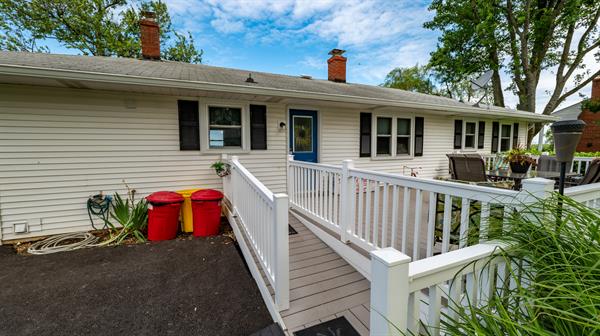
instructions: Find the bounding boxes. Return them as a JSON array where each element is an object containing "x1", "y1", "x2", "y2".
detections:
[
  {"x1": 0, "y1": 17, "x2": 554, "y2": 244},
  {"x1": 552, "y1": 77, "x2": 600, "y2": 152}
]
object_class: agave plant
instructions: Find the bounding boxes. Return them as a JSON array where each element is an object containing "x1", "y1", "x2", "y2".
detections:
[{"x1": 102, "y1": 184, "x2": 148, "y2": 245}]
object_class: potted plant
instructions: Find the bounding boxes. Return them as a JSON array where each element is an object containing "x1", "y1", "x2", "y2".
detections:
[
  {"x1": 211, "y1": 161, "x2": 231, "y2": 177},
  {"x1": 504, "y1": 148, "x2": 537, "y2": 173}
]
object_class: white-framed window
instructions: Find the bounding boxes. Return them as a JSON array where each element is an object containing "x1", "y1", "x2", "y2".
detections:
[
  {"x1": 464, "y1": 121, "x2": 477, "y2": 149},
  {"x1": 500, "y1": 123, "x2": 513, "y2": 152},
  {"x1": 396, "y1": 118, "x2": 411, "y2": 155},
  {"x1": 208, "y1": 106, "x2": 243, "y2": 149},
  {"x1": 373, "y1": 115, "x2": 413, "y2": 158},
  {"x1": 376, "y1": 117, "x2": 392, "y2": 155}
]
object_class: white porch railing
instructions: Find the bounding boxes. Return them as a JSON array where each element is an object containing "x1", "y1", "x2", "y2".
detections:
[
  {"x1": 224, "y1": 156, "x2": 289, "y2": 310},
  {"x1": 483, "y1": 153, "x2": 597, "y2": 175},
  {"x1": 564, "y1": 183, "x2": 600, "y2": 209},
  {"x1": 288, "y1": 157, "x2": 552, "y2": 261},
  {"x1": 370, "y1": 244, "x2": 507, "y2": 335}
]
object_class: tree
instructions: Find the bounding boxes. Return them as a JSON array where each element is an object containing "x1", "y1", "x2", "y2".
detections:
[
  {"x1": 0, "y1": 0, "x2": 202, "y2": 63},
  {"x1": 425, "y1": 0, "x2": 600, "y2": 145},
  {"x1": 425, "y1": 0, "x2": 506, "y2": 107},
  {"x1": 382, "y1": 64, "x2": 482, "y2": 103},
  {"x1": 381, "y1": 64, "x2": 437, "y2": 94}
]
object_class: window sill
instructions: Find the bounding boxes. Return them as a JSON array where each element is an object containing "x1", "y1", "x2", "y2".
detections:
[
  {"x1": 370, "y1": 155, "x2": 414, "y2": 161},
  {"x1": 201, "y1": 148, "x2": 251, "y2": 155}
]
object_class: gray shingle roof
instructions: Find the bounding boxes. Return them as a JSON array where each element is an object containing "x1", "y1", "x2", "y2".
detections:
[
  {"x1": 551, "y1": 102, "x2": 582, "y2": 121},
  {"x1": 0, "y1": 51, "x2": 553, "y2": 120}
]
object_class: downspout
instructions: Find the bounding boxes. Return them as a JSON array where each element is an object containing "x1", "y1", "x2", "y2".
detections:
[{"x1": 0, "y1": 193, "x2": 4, "y2": 245}]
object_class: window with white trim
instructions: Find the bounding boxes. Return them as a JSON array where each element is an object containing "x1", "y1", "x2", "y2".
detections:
[
  {"x1": 500, "y1": 124, "x2": 512, "y2": 151},
  {"x1": 464, "y1": 121, "x2": 477, "y2": 149},
  {"x1": 373, "y1": 115, "x2": 413, "y2": 158},
  {"x1": 208, "y1": 106, "x2": 242, "y2": 148},
  {"x1": 396, "y1": 118, "x2": 411, "y2": 155},
  {"x1": 376, "y1": 117, "x2": 392, "y2": 155}
]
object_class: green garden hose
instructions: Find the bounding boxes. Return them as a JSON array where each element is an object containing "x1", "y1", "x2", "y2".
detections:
[{"x1": 87, "y1": 194, "x2": 112, "y2": 230}]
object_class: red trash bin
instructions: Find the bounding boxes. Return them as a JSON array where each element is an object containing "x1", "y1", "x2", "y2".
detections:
[
  {"x1": 146, "y1": 191, "x2": 184, "y2": 241},
  {"x1": 191, "y1": 189, "x2": 224, "y2": 237}
]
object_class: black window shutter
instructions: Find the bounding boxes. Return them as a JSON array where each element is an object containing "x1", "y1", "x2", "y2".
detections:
[
  {"x1": 453, "y1": 120, "x2": 463, "y2": 149},
  {"x1": 178, "y1": 100, "x2": 199, "y2": 150},
  {"x1": 414, "y1": 117, "x2": 424, "y2": 156},
  {"x1": 491, "y1": 122, "x2": 499, "y2": 153},
  {"x1": 250, "y1": 104, "x2": 267, "y2": 150},
  {"x1": 512, "y1": 122, "x2": 519, "y2": 148},
  {"x1": 359, "y1": 113, "x2": 372, "y2": 157},
  {"x1": 477, "y1": 121, "x2": 485, "y2": 149}
]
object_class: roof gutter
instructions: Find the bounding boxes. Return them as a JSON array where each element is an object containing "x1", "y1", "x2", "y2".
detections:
[{"x1": 0, "y1": 64, "x2": 558, "y2": 122}]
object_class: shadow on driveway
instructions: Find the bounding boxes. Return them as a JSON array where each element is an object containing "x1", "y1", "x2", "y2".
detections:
[{"x1": 0, "y1": 236, "x2": 272, "y2": 336}]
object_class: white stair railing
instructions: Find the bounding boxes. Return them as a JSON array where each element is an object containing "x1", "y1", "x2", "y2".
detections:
[{"x1": 228, "y1": 156, "x2": 289, "y2": 310}]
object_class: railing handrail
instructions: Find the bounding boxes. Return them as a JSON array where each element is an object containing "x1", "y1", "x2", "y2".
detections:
[
  {"x1": 408, "y1": 243, "x2": 503, "y2": 292},
  {"x1": 349, "y1": 166, "x2": 522, "y2": 204},
  {"x1": 231, "y1": 156, "x2": 274, "y2": 202},
  {"x1": 289, "y1": 159, "x2": 341, "y2": 171},
  {"x1": 564, "y1": 182, "x2": 600, "y2": 197}
]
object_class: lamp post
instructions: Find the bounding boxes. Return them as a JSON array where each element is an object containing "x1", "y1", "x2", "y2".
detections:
[{"x1": 551, "y1": 120, "x2": 586, "y2": 195}]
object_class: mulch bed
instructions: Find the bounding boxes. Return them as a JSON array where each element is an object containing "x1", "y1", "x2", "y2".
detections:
[{"x1": 0, "y1": 228, "x2": 272, "y2": 336}]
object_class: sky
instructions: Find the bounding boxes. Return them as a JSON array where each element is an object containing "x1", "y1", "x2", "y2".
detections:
[{"x1": 45, "y1": 0, "x2": 598, "y2": 114}]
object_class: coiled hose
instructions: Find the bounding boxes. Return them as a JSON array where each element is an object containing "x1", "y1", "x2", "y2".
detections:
[
  {"x1": 27, "y1": 195, "x2": 113, "y2": 255},
  {"x1": 27, "y1": 232, "x2": 100, "y2": 255}
]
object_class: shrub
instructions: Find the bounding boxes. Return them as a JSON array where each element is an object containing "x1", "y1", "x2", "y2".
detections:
[{"x1": 440, "y1": 195, "x2": 600, "y2": 335}]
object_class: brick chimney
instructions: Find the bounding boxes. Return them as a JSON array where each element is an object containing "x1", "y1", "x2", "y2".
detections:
[
  {"x1": 592, "y1": 76, "x2": 600, "y2": 99},
  {"x1": 140, "y1": 11, "x2": 160, "y2": 60},
  {"x1": 327, "y1": 49, "x2": 347, "y2": 83}
]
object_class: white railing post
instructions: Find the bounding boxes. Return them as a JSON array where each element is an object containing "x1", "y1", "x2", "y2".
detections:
[
  {"x1": 287, "y1": 154, "x2": 294, "y2": 206},
  {"x1": 230, "y1": 155, "x2": 240, "y2": 214},
  {"x1": 370, "y1": 247, "x2": 411, "y2": 336},
  {"x1": 339, "y1": 159, "x2": 354, "y2": 243},
  {"x1": 273, "y1": 193, "x2": 290, "y2": 311},
  {"x1": 520, "y1": 177, "x2": 554, "y2": 202}
]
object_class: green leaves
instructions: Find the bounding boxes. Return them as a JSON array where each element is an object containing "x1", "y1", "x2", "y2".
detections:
[
  {"x1": 439, "y1": 195, "x2": 600, "y2": 335},
  {"x1": 105, "y1": 190, "x2": 148, "y2": 245},
  {"x1": 0, "y1": 0, "x2": 203, "y2": 63}
]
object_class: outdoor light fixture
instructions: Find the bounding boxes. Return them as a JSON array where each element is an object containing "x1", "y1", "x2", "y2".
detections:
[{"x1": 551, "y1": 120, "x2": 586, "y2": 195}]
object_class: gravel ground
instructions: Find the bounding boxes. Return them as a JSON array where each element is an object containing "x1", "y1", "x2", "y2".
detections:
[{"x1": 0, "y1": 236, "x2": 272, "y2": 336}]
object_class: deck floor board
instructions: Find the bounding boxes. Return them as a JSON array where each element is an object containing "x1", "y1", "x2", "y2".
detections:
[{"x1": 279, "y1": 214, "x2": 371, "y2": 333}]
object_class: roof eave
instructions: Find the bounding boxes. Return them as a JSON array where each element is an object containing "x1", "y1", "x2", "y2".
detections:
[{"x1": 0, "y1": 64, "x2": 558, "y2": 122}]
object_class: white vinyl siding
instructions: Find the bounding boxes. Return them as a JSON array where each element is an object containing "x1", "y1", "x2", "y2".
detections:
[
  {"x1": 0, "y1": 85, "x2": 287, "y2": 242},
  {"x1": 319, "y1": 107, "x2": 528, "y2": 178},
  {"x1": 0, "y1": 84, "x2": 530, "y2": 243}
]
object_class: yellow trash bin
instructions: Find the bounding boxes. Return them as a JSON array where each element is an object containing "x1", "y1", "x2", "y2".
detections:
[{"x1": 176, "y1": 188, "x2": 201, "y2": 232}]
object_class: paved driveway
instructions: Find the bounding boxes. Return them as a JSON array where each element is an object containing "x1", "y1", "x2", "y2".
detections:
[{"x1": 0, "y1": 236, "x2": 272, "y2": 335}]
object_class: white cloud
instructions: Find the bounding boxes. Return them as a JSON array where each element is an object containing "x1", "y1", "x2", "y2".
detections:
[{"x1": 163, "y1": 0, "x2": 597, "y2": 112}]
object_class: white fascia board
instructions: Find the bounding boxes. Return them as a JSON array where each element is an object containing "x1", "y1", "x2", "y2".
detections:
[{"x1": 0, "y1": 64, "x2": 558, "y2": 123}]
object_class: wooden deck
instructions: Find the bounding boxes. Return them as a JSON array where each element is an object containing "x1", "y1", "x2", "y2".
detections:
[
  {"x1": 281, "y1": 214, "x2": 370, "y2": 335},
  {"x1": 232, "y1": 210, "x2": 371, "y2": 335}
]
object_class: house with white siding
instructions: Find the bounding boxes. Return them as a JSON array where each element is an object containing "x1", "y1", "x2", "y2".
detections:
[
  {"x1": 0, "y1": 46, "x2": 552, "y2": 241},
  {"x1": 0, "y1": 38, "x2": 554, "y2": 244},
  {"x1": 6, "y1": 16, "x2": 600, "y2": 335}
]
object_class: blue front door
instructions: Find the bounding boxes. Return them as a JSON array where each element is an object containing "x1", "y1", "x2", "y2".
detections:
[{"x1": 289, "y1": 109, "x2": 318, "y2": 162}]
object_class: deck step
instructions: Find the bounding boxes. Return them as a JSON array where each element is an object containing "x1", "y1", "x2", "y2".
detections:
[{"x1": 249, "y1": 323, "x2": 285, "y2": 336}]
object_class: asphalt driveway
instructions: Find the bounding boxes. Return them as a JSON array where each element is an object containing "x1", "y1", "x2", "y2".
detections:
[{"x1": 0, "y1": 236, "x2": 272, "y2": 336}]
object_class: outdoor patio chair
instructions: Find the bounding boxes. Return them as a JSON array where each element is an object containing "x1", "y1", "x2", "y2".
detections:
[
  {"x1": 447, "y1": 154, "x2": 488, "y2": 182},
  {"x1": 567, "y1": 159, "x2": 600, "y2": 187},
  {"x1": 537, "y1": 155, "x2": 572, "y2": 173}
]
